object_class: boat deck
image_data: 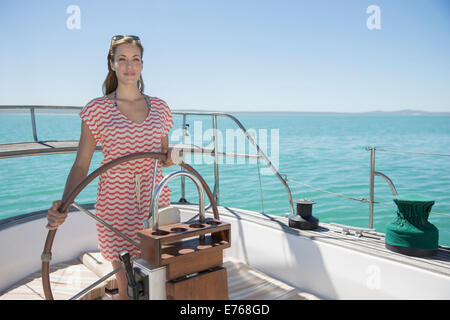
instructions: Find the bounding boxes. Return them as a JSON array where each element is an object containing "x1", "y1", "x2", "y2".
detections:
[
  {"x1": 0, "y1": 253, "x2": 318, "y2": 300},
  {"x1": 212, "y1": 205, "x2": 450, "y2": 277},
  {"x1": 0, "y1": 204, "x2": 448, "y2": 300}
]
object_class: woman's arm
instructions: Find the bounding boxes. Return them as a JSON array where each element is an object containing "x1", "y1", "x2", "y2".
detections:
[
  {"x1": 62, "y1": 121, "x2": 97, "y2": 199},
  {"x1": 161, "y1": 134, "x2": 176, "y2": 167},
  {"x1": 46, "y1": 121, "x2": 97, "y2": 229}
]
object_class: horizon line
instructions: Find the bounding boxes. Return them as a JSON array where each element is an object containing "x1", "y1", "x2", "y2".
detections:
[
  {"x1": 0, "y1": 106, "x2": 449, "y2": 115},
  {"x1": 172, "y1": 108, "x2": 450, "y2": 115}
]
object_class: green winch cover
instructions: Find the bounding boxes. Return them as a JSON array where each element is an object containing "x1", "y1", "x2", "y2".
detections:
[{"x1": 385, "y1": 194, "x2": 439, "y2": 252}]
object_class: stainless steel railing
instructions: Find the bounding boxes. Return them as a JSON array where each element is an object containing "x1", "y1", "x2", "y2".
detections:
[
  {"x1": 171, "y1": 111, "x2": 294, "y2": 216},
  {"x1": 286, "y1": 146, "x2": 450, "y2": 230},
  {"x1": 3, "y1": 105, "x2": 448, "y2": 227},
  {"x1": 0, "y1": 105, "x2": 81, "y2": 142},
  {"x1": 0, "y1": 105, "x2": 295, "y2": 216},
  {"x1": 367, "y1": 147, "x2": 398, "y2": 229},
  {"x1": 366, "y1": 147, "x2": 450, "y2": 227}
]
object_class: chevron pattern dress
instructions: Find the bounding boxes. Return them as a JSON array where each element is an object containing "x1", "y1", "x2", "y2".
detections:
[{"x1": 79, "y1": 95, "x2": 173, "y2": 262}]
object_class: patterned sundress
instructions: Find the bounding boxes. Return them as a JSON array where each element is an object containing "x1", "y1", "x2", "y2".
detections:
[{"x1": 79, "y1": 95, "x2": 174, "y2": 262}]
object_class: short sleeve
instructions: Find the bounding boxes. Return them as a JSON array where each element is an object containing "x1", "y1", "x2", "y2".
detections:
[
  {"x1": 162, "y1": 100, "x2": 174, "y2": 136},
  {"x1": 78, "y1": 98, "x2": 104, "y2": 143}
]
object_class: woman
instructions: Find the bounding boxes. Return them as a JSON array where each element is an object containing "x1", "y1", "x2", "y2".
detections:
[{"x1": 46, "y1": 35, "x2": 175, "y2": 300}]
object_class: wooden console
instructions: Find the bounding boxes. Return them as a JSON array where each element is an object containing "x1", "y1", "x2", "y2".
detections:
[{"x1": 137, "y1": 217, "x2": 231, "y2": 299}]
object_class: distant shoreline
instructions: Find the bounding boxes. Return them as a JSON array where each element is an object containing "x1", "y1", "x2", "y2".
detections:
[{"x1": 173, "y1": 109, "x2": 450, "y2": 116}]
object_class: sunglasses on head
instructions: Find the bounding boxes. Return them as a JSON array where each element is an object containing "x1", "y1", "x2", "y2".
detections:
[{"x1": 111, "y1": 35, "x2": 140, "y2": 44}]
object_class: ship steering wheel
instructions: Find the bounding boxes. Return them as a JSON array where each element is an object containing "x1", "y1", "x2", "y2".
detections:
[{"x1": 41, "y1": 151, "x2": 219, "y2": 300}]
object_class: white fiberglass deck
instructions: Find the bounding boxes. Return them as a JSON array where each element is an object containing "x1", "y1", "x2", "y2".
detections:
[
  {"x1": 0, "y1": 253, "x2": 318, "y2": 300},
  {"x1": 0, "y1": 204, "x2": 448, "y2": 300}
]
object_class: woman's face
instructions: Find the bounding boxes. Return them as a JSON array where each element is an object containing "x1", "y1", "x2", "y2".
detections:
[{"x1": 110, "y1": 43, "x2": 143, "y2": 86}]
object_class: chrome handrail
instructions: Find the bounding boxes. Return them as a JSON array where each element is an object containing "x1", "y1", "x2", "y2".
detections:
[
  {"x1": 284, "y1": 146, "x2": 449, "y2": 228},
  {"x1": 172, "y1": 111, "x2": 295, "y2": 216},
  {"x1": 373, "y1": 171, "x2": 398, "y2": 196},
  {"x1": 367, "y1": 146, "x2": 450, "y2": 224},
  {"x1": 1, "y1": 105, "x2": 294, "y2": 216},
  {"x1": 0, "y1": 105, "x2": 81, "y2": 143},
  {"x1": 151, "y1": 170, "x2": 205, "y2": 230},
  {"x1": 368, "y1": 147, "x2": 399, "y2": 228},
  {"x1": 1, "y1": 106, "x2": 449, "y2": 228}
]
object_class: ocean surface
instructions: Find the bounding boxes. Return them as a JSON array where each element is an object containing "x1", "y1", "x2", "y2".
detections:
[{"x1": 1, "y1": 110, "x2": 449, "y2": 246}]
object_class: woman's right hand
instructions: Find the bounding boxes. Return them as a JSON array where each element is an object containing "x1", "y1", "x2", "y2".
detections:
[{"x1": 46, "y1": 200, "x2": 68, "y2": 230}]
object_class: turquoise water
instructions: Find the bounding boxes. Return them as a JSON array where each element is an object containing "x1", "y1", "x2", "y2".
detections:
[{"x1": 1, "y1": 111, "x2": 449, "y2": 246}]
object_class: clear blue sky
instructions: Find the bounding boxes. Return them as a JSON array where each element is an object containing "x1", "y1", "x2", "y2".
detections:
[{"x1": 1, "y1": 0, "x2": 449, "y2": 112}]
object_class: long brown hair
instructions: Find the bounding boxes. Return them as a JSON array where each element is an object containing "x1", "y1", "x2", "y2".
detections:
[{"x1": 102, "y1": 37, "x2": 145, "y2": 95}]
